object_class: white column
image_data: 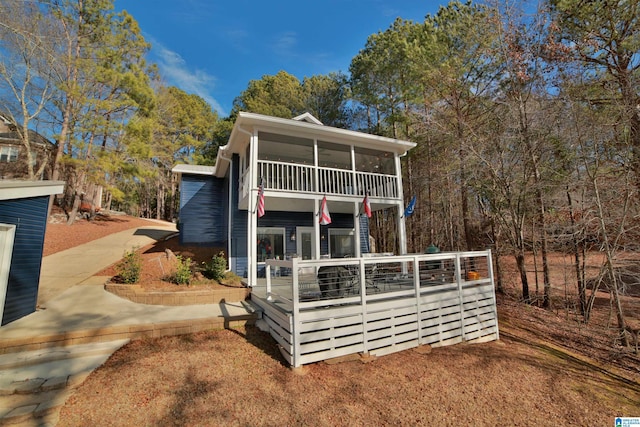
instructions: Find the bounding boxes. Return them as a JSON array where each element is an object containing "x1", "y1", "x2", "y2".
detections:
[
  {"x1": 247, "y1": 130, "x2": 258, "y2": 285},
  {"x1": 350, "y1": 145, "x2": 357, "y2": 194},
  {"x1": 354, "y1": 202, "x2": 361, "y2": 257},
  {"x1": 395, "y1": 154, "x2": 408, "y2": 255},
  {"x1": 314, "y1": 198, "x2": 321, "y2": 259}
]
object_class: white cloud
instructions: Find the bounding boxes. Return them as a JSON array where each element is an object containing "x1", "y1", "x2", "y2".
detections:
[
  {"x1": 272, "y1": 31, "x2": 298, "y2": 57},
  {"x1": 151, "y1": 39, "x2": 226, "y2": 116}
]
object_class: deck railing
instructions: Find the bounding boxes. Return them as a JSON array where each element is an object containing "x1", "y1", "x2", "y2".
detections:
[
  {"x1": 252, "y1": 251, "x2": 499, "y2": 367},
  {"x1": 243, "y1": 161, "x2": 398, "y2": 199}
]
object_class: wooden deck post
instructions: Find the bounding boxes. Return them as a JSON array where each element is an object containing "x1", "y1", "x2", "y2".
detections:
[
  {"x1": 486, "y1": 249, "x2": 499, "y2": 340},
  {"x1": 454, "y1": 253, "x2": 466, "y2": 342},
  {"x1": 413, "y1": 256, "x2": 423, "y2": 345},
  {"x1": 359, "y1": 258, "x2": 369, "y2": 355},
  {"x1": 291, "y1": 256, "x2": 302, "y2": 367}
]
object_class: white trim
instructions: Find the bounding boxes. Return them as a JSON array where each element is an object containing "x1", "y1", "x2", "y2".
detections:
[
  {"x1": 235, "y1": 112, "x2": 415, "y2": 154},
  {"x1": 293, "y1": 112, "x2": 323, "y2": 125},
  {"x1": 171, "y1": 164, "x2": 216, "y2": 176},
  {"x1": 227, "y1": 156, "x2": 234, "y2": 272},
  {"x1": 0, "y1": 223, "x2": 16, "y2": 325},
  {"x1": 353, "y1": 203, "x2": 361, "y2": 257},
  {"x1": 248, "y1": 130, "x2": 258, "y2": 285},
  {"x1": 296, "y1": 227, "x2": 316, "y2": 260},
  {"x1": 0, "y1": 181, "x2": 64, "y2": 200}
]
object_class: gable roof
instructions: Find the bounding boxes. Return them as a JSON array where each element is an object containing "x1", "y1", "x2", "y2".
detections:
[
  {"x1": 292, "y1": 112, "x2": 323, "y2": 125},
  {"x1": 173, "y1": 111, "x2": 416, "y2": 179}
]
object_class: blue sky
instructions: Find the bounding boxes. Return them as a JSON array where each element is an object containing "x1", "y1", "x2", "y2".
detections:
[{"x1": 115, "y1": 1, "x2": 445, "y2": 117}]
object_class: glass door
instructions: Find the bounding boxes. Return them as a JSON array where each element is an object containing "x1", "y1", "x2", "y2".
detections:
[{"x1": 296, "y1": 227, "x2": 315, "y2": 260}]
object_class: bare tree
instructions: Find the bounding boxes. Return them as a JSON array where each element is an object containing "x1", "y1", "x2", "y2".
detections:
[{"x1": 0, "y1": 0, "x2": 59, "y2": 180}]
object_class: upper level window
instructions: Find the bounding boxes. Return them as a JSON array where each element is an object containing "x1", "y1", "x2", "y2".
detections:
[
  {"x1": 0, "y1": 146, "x2": 19, "y2": 162},
  {"x1": 354, "y1": 147, "x2": 394, "y2": 175},
  {"x1": 317, "y1": 141, "x2": 351, "y2": 170},
  {"x1": 258, "y1": 132, "x2": 313, "y2": 165}
]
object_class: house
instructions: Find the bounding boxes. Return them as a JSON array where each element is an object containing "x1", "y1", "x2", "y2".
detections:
[
  {"x1": 0, "y1": 180, "x2": 64, "y2": 325},
  {"x1": 0, "y1": 115, "x2": 56, "y2": 180},
  {"x1": 173, "y1": 112, "x2": 499, "y2": 367},
  {"x1": 172, "y1": 112, "x2": 416, "y2": 285}
]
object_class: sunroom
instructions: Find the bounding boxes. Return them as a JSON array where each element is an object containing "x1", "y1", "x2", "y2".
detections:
[{"x1": 174, "y1": 112, "x2": 416, "y2": 286}]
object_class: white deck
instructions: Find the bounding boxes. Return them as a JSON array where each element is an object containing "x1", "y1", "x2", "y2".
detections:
[{"x1": 251, "y1": 251, "x2": 499, "y2": 367}]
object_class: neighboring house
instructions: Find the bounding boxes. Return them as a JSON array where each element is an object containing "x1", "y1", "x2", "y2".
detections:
[
  {"x1": 0, "y1": 115, "x2": 56, "y2": 180},
  {"x1": 173, "y1": 112, "x2": 416, "y2": 285},
  {"x1": 0, "y1": 180, "x2": 64, "y2": 325}
]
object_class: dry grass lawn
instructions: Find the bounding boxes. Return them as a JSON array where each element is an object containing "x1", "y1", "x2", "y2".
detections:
[
  {"x1": 47, "y1": 214, "x2": 640, "y2": 426},
  {"x1": 58, "y1": 322, "x2": 639, "y2": 427}
]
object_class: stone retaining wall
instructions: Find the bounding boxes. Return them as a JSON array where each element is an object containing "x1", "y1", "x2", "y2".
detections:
[{"x1": 104, "y1": 283, "x2": 250, "y2": 306}]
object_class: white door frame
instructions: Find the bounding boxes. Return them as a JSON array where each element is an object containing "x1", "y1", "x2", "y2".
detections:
[
  {"x1": 0, "y1": 223, "x2": 16, "y2": 325},
  {"x1": 296, "y1": 227, "x2": 316, "y2": 260}
]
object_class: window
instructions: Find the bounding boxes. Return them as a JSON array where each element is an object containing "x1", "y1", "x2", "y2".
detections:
[
  {"x1": 354, "y1": 147, "x2": 394, "y2": 174},
  {"x1": 0, "y1": 146, "x2": 19, "y2": 163},
  {"x1": 258, "y1": 132, "x2": 313, "y2": 165},
  {"x1": 329, "y1": 229, "x2": 355, "y2": 258},
  {"x1": 317, "y1": 141, "x2": 351, "y2": 170},
  {"x1": 257, "y1": 227, "x2": 285, "y2": 263}
]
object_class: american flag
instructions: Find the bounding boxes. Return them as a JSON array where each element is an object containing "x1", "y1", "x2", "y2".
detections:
[{"x1": 257, "y1": 181, "x2": 265, "y2": 217}]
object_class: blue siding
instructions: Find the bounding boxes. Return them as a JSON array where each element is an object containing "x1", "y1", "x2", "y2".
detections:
[
  {"x1": 178, "y1": 155, "x2": 371, "y2": 278},
  {"x1": 0, "y1": 196, "x2": 49, "y2": 325},
  {"x1": 258, "y1": 212, "x2": 369, "y2": 255},
  {"x1": 258, "y1": 212, "x2": 314, "y2": 256},
  {"x1": 179, "y1": 175, "x2": 227, "y2": 246},
  {"x1": 229, "y1": 155, "x2": 248, "y2": 277},
  {"x1": 359, "y1": 215, "x2": 370, "y2": 253}
]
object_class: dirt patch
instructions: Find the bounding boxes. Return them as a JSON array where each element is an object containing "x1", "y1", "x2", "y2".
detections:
[
  {"x1": 44, "y1": 210, "x2": 243, "y2": 293},
  {"x1": 99, "y1": 234, "x2": 244, "y2": 292},
  {"x1": 46, "y1": 218, "x2": 640, "y2": 424},
  {"x1": 44, "y1": 210, "x2": 165, "y2": 256},
  {"x1": 58, "y1": 324, "x2": 640, "y2": 427}
]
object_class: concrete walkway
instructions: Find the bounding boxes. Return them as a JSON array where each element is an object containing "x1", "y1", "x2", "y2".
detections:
[
  {"x1": 0, "y1": 222, "x2": 257, "y2": 426},
  {"x1": 37, "y1": 223, "x2": 178, "y2": 306}
]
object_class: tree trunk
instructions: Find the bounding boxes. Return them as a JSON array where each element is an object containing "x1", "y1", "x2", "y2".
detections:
[
  {"x1": 516, "y1": 251, "x2": 530, "y2": 303},
  {"x1": 566, "y1": 187, "x2": 587, "y2": 317},
  {"x1": 593, "y1": 177, "x2": 629, "y2": 346},
  {"x1": 490, "y1": 218, "x2": 504, "y2": 294},
  {"x1": 156, "y1": 181, "x2": 164, "y2": 220},
  {"x1": 104, "y1": 191, "x2": 112, "y2": 211},
  {"x1": 66, "y1": 172, "x2": 86, "y2": 225}
]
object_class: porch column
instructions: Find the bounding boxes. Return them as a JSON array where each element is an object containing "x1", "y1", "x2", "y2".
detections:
[
  {"x1": 397, "y1": 203, "x2": 407, "y2": 255},
  {"x1": 314, "y1": 198, "x2": 321, "y2": 259},
  {"x1": 247, "y1": 129, "x2": 259, "y2": 285},
  {"x1": 395, "y1": 154, "x2": 408, "y2": 256},
  {"x1": 354, "y1": 202, "x2": 361, "y2": 257}
]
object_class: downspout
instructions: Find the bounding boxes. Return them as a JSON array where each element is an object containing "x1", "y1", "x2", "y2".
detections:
[
  {"x1": 218, "y1": 152, "x2": 233, "y2": 275},
  {"x1": 236, "y1": 126, "x2": 257, "y2": 285}
]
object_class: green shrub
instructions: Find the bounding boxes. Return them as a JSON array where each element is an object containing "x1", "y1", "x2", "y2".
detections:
[
  {"x1": 172, "y1": 255, "x2": 192, "y2": 285},
  {"x1": 220, "y1": 271, "x2": 243, "y2": 287},
  {"x1": 116, "y1": 248, "x2": 141, "y2": 284},
  {"x1": 203, "y1": 251, "x2": 227, "y2": 281}
]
